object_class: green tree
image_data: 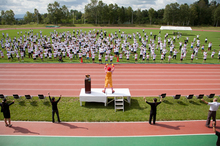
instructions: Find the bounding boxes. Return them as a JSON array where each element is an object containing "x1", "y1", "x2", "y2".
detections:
[
  {"x1": 164, "y1": 4, "x2": 172, "y2": 25},
  {"x1": 24, "y1": 11, "x2": 34, "y2": 24},
  {"x1": 214, "y1": 5, "x2": 220, "y2": 26},
  {"x1": 34, "y1": 8, "x2": 39, "y2": 24},
  {"x1": 2, "y1": 10, "x2": 15, "y2": 25},
  {"x1": 148, "y1": 8, "x2": 155, "y2": 25},
  {"x1": 47, "y1": 1, "x2": 62, "y2": 24},
  {"x1": 189, "y1": 4, "x2": 198, "y2": 26},
  {"x1": 179, "y1": 4, "x2": 190, "y2": 25}
]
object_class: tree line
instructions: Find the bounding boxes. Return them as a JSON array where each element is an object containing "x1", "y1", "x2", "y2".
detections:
[{"x1": 1, "y1": 0, "x2": 220, "y2": 26}]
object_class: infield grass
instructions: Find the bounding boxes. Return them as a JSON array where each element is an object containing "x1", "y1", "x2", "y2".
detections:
[
  {"x1": 0, "y1": 28, "x2": 220, "y2": 64},
  {"x1": 0, "y1": 96, "x2": 219, "y2": 122}
]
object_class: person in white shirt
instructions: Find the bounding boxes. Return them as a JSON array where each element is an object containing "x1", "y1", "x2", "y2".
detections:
[
  {"x1": 160, "y1": 53, "x2": 164, "y2": 63},
  {"x1": 92, "y1": 53, "x2": 95, "y2": 63},
  {"x1": 218, "y1": 50, "x2": 220, "y2": 61},
  {"x1": 146, "y1": 53, "x2": 150, "y2": 62},
  {"x1": 191, "y1": 53, "x2": 194, "y2": 63},
  {"x1": 98, "y1": 53, "x2": 102, "y2": 64},
  {"x1": 211, "y1": 50, "x2": 215, "y2": 58},
  {"x1": 168, "y1": 55, "x2": 172, "y2": 63},
  {"x1": 201, "y1": 98, "x2": 220, "y2": 128},
  {"x1": 203, "y1": 50, "x2": 207, "y2": 63},
  {"x1": 110, "y1": 54, "x2": 114, "y2": 63},
  {"x1": 153, "y1": 54, "x2": 156, "y2": 62}
]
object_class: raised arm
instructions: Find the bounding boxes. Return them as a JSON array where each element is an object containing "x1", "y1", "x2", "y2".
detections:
[
  {"x1": 104, "y1": 64, "x2": 108, "y2": 73},
  {"x1": 57, "y1": 95, "x2": 62, "y2": 102},
  {"x1": 111, "y1": 64, "x2": 115, "y2": 72},
  {"x1": 48, "y1": 92, "x2": 52, "y2": 102},
  {"x1": 8, "y1": 100, "x2": 15, "y2": 106},
  {"x1": 201, "y1": 99, "x2": 208, "y2": 104}
]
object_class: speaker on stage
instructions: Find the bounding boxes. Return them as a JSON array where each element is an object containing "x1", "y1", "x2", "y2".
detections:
[{"x1": 85, "y1": 74, "x2": 91, "y2": 94}]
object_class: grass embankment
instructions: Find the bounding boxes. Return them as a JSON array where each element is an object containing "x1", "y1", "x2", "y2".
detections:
[{"x1": 0, "y1": 96, "x2": 219, "y2": 122}]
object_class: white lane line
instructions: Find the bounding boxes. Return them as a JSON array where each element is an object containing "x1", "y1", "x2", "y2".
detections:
[
  {"x1": 0, "y1": 133, "x2": 214, "y2": 138},
  {"x1": 0, "y1": 75, "x2": 219, "y2": 77},
  {"x1": 1, "y1": 83, "x2": 220, "y2": 86},
  {"x1": 1, "y1": 68, "x2": 220, "y2": 71},
  {"x1": 0, "y1": 88, "x2": 219, "y2": 91},
  {"x1": 0, "y1": 71, "x2": 220, "y2": 73},
  {"x1": 0, "y1": 79, "x2": 219, "y2": 81}
]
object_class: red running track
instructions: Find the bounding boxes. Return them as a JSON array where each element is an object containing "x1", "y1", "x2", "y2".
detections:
[
  {"x1": 0, "y1": 120, "x2": 219, "y2": 136},
  {"x1": 0, "y1": 63, "x2": 220, "y2": 97}
]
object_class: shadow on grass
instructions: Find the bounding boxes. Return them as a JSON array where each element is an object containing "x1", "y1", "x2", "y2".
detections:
[
  {"x1": 43, "y1": 101, "x2": 50, "y2": 106},
  {"x1": 177, "y1": 101, "x2": 188, "y2": 106},
  {"x1": 55, "y1": 122, "x2": 88, "y2": 130},
  {"x1": 163, "y1": 100, "x2": 173, "y2": 105},
  {"x1": 30, "y1": 101, "x2": 38, "y2": 106},
  {"x1": 18, "y1": 100, "x2": 26, "y2": 106},
  {"x1": 155, "y1": 123, "x2": 185, "y2": 130},
  {"x1": 10, "y1": 126, "x2": 39, "y2": 135},
  {"x1": 189, "y1": 100, "x2": 201, "y2": 105},
  {"x1": 125, "y1": 98, "x2": 144, "y2": 111},
  {"x1": 83, "y1": 98, "x2": 143, "y2": 111}
]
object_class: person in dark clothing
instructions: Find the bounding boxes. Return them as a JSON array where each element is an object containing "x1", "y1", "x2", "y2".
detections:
[
  {"x1": 213, "y1": 121, "x2": 220, "y2": 146},
  {"x1": 48, "y1": 92, "x2": 61, "y2": 123},
  {"x1": 144, "y1": 96, "x2": 162, "y2": 125},
  {"x1": 0, "y1": 99, "x2": 14, "y2": 127}
]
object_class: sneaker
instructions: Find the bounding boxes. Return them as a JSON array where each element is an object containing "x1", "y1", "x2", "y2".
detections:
[
  {"x1": 102, "y1": 90, "x2": 105, "y2": 93},
  {"x1": 112, "y1": 90, "x2": 115, "y2": 94},
  {"x1": 5, "y1": 124, "x2": 8, "y2": 127},
  {"x1": 205, "y1": 125, "x2": 210, "y2": 128},
  {"x1": 8, "y1": 124, "x2": 12, "y2": 127}
]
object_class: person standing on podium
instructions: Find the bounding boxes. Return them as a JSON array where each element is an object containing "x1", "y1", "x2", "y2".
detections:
[{"x1": 103, "y1": 64, "x2": 115, "y2": 94}]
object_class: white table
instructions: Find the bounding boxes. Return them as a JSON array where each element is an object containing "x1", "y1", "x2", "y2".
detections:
[{"x1": 79, "y1": 88, "x2": 131, "y2": 106}]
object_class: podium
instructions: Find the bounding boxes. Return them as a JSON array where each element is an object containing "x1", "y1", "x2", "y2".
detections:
[{"x1": 85, "y1": 75, "x2": 91, "y2": 94}]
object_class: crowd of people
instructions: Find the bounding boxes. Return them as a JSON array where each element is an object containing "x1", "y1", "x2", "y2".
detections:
[{"x1": 0, "y1": 28, "x2": 219, "y2": 63}]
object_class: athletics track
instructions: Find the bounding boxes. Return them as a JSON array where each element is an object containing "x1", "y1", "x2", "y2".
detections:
[{"x1": 0, "y1": 63, "x2": 220, "y2": 146}]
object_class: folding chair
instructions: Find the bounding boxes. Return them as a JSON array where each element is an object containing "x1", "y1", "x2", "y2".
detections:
[
  {"x1": 186, "y1": 94, "x2": 194, "y2": 100},
  {"x1": 173, "y1": 94, "x2": 181, "y2": 100},
  {"x1": 38, "y1": 94, "x2": 46, "y2": 101},
  {"x1": 0, "y1": 94, "x2": 7, "y2": 99},
  {"x1": 206, "y1": 93, "x2": 215, "y2": 99},
  {"x1": 25, "y1": 95, "x2": 33, "y2": 100},
  {"x1": 196, "y1": 94, "x2": 204, "y2": 99},
  {"x1": 159, "y1": 93, "x2": 166, "y2": 102},
  {"x1": 13, "y1": 94, "x2": 21, "y2": 100},
  {"x1": 185, "y1": 94, "x2": 194, "y2": 102}
]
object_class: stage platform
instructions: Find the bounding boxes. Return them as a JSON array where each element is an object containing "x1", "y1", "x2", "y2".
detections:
[{"x1": 79, "y1": 88, "x2": 131, "y2": 106}]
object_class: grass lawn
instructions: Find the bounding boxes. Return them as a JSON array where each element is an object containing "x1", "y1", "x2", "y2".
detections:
[
  {"x1": 0, "y1": 96, "x2": 219, "y2": 122},
  {"x1": 0, "y1": 27, "x2": 220, "y2": 64}
]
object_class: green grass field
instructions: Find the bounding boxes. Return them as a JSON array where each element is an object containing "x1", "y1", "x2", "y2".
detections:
[
  {"x1": 0, "y1": 96, "x2": 219, "y2": 122},
  {"x1": 0, "y1": 27, "x2": 220, "y2": 64}
]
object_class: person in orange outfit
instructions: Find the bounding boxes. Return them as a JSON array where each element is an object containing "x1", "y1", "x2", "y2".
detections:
[{"x1": 103, "y1": 64, "x2": 115, "y2": 93}]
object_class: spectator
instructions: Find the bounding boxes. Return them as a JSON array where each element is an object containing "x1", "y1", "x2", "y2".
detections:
[
  {"x1": 0, "y1": 99, "x2": 14, "y2": 127},
  {"x1": 48, "y1": 92, "x2": 61, "y2": 123}
]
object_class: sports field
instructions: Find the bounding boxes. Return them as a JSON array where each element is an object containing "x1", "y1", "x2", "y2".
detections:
[
  {"x1": 0, "y1": 27, "x2": 220, "y2": 146},
  {"x1": 0, "y1": 27, "x2": 220, "y2": 64}
]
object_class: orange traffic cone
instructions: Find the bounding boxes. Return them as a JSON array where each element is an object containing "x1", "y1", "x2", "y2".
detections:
[
  {"x1": 117, "y1": 56, "x2": 119, "y2": 62},
  {"x1": 81, "y1": 57, "x2": 83, "y2": 63}
]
